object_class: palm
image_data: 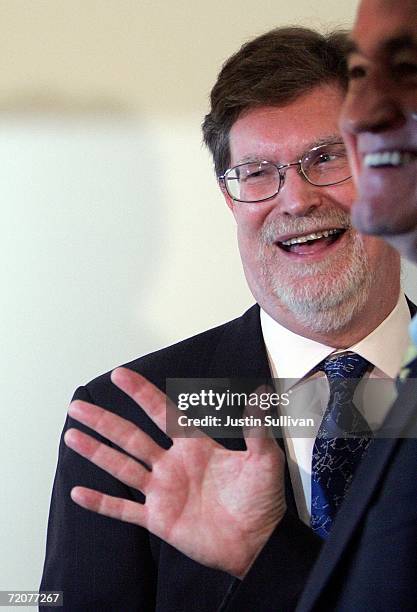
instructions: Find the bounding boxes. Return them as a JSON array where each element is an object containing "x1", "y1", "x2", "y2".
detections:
[{"x1": 65, "y1": 368, "x2": 286, "y2": 577}]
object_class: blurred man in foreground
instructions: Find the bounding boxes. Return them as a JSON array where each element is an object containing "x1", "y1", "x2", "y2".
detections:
[{"x1": 296, "y1": 1, "x2": 417, "y2": 610}]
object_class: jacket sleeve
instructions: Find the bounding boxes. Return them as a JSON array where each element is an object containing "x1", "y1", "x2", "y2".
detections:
[
  {"x1": 39, "y1": 385, "x2": 157, "y2": 612},
  {"x1": 219, "y1": 511, "x2": 322, "y2": 612}
]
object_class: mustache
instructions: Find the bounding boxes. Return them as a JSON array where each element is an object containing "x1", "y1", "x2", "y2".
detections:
[{"x1": 260, "y1": 209, "x2": 352, "y2": 243}]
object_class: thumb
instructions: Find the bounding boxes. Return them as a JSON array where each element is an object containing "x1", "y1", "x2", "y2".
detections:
[{"x1": 242, "y1": 384, "x2": 278, "y2": 454}]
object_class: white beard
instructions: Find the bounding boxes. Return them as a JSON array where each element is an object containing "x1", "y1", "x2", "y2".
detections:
[{"x1": 259, "y1": 210, "x2": 375, "y2": 333}]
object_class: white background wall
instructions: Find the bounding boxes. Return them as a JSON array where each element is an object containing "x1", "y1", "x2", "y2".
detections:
[{"x1": 2, "y1": 0, "x2": 416, "y2": 606}]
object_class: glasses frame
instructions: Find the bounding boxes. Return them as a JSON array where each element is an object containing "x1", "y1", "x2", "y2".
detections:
[{"x1": 218, "y1": 142, "x2": 352, "y2": 203}]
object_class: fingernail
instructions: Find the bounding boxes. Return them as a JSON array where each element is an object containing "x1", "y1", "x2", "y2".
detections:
[
  {"x1": 68, "y1": 401, "x2": 83, "y2": 417},
  {"x1": 64, "y1": 429, "x2": 76, "y2": 445}
]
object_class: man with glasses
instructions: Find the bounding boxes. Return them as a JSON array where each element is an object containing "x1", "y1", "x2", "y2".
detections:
[{"x1": 41, "y1": 27, "x2": 410, "y2": 611}]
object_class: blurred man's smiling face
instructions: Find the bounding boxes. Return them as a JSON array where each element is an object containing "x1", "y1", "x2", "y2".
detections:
[{"x1": 340, "y1": 0, "x2": 417, "y2": 260}]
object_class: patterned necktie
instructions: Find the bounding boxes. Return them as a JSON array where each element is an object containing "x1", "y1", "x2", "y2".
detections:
[{"x1": 311, "y1": 352, "x2": 373, "y2": 538}]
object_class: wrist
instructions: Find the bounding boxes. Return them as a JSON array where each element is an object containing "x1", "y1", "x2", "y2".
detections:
[{"x1": 231, "y1": 502, "x2": 287, "y2": 579}]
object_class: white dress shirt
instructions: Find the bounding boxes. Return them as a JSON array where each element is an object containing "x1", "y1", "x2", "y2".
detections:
[{"x1": 260, "y1": 293, "x2": 411, "y2": 525}]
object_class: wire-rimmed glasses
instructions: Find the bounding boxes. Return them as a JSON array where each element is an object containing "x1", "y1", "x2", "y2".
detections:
[{"x1": 218, "y1": 142, "x2": 352, "y2": 203}]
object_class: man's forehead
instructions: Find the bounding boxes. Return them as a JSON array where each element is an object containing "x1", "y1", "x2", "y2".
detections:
[
  {"x1": 347, "y1": 31, "x2": 417, "y2": 58},
  {"x1": 350, "y1": 0, "x2": 417, "y2": 58},
  {"x1": 356, "y1": 0, "x2": 417, "y2": 19},
  {"x1": 233, "y1": 133, "x2": 342, "y2": 165}
]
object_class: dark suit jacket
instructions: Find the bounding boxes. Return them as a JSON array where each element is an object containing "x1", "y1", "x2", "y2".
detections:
[
  {"x1": 224, "y1": 306, "x2": 417, "y2": 612},
  {"x1": 295, "y1": 378, "x2": 417, "y2": 612},
  {"x1": 40, "y1": 305, "x2": 321, "y2": 611}
]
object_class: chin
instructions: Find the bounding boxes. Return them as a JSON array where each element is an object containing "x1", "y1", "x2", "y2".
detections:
[
  {"x1": 385, "y1": 230, "x2": 417, "y2": 264},
  {"x1": 266, "y1": 258, "x2": 374, "y2": 334},
  {"x1": 351, "y1": 200, "x2": 400, "y2": 236},
  {"x1": 273, "y1": 279, "x2": 372, "y2": 334},
  {"x1": 352, "y1": 182, "x2": 417, "y2": 238}
]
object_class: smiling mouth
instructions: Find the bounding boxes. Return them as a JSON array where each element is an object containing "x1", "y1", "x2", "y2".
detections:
[
  {"x1": 364, "y1": 151, "x2": 417, "y2": 168},
  {"x1": 278, "y1": 228, "x2": 346, "y2": 252}
]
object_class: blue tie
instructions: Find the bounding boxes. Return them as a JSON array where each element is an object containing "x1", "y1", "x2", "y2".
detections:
[{"x1": 311, "y1": 352, "x2": 373, "y2": 538}]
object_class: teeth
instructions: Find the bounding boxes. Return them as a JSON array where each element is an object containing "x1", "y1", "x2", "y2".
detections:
[
  {"x1": 364, "y1": 151, "x2": 415, "y2": 168},
  {"x1": 281, "y1": 228, "x2": 341, "y2": 246}
]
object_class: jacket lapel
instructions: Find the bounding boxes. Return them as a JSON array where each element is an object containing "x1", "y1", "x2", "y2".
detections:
[
  {"x1": 206, "y1": 304, "x2": 271, "y2": 379},
  {"x1": 206, "y1": 304, "x2": 298, "y2": 514}
]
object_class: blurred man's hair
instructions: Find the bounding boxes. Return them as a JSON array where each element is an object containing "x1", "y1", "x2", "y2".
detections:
[{"x1": 202, "y1": 26, "x2": 348, "y2": 176}]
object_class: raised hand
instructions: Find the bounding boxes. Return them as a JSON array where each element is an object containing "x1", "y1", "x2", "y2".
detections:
[{"x1": 64, "y1": 367, "x2": 286, "y2": 578}]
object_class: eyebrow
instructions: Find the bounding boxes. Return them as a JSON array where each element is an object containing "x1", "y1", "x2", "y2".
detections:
[
  {"x1": 234, "y1": 134, "x2": 343, "y2": 166},
  {"x1": 384, "y1": 34, "x2": 417, "y2": 54},
  {"x1": 345, "y1": 39, "x2": 359, "y2": 58},
  {"x1": 346, "y1": 33, "x2": 417, "y2": 59},
  {"x1": 310, "y1": 135, "x2": 342, "y2": 148}
]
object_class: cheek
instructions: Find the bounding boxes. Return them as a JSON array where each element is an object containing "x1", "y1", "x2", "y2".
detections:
[
  {"x1": 361, "y1": 235, "x2": 381, "y2": 257},
  {"x1": 234, "y1": 204, "x2": 274, "y2": 240},
  {"x1": 361, "y1": 235, "x2": 399, "y2": 269},
  {"x1": 234, "y1": 207, "x2": 275, "y2": 274},
  {"x1": 329, "y1": 182, "x2": 356, "y2": 215},
  {"x1": 407, "y1": 91, "x2": 417, "y2": 117}
]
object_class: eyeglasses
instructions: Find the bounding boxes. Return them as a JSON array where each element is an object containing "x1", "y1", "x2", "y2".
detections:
[{"x1": 218, "y1": 142, "x2": 351, "y2": 203}]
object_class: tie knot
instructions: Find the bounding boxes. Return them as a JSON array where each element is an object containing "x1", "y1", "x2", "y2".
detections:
[{"x1": 321, "y1": 352, "x2": 370, "y2": 383}]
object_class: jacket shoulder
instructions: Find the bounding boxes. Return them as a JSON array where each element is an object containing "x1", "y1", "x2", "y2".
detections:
[{"x1": 84, "y1": 305, "x2": 260, "y2": 402}]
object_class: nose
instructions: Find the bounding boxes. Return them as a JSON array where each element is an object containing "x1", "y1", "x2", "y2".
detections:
[
  {"x1": 341, "y1": 71, "x2": 405, "y2": 136},
  {"x1": 276, "y1": 165, "x2": 323, "y2": 217}
]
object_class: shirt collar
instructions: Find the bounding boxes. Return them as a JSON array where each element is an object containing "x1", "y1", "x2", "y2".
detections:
[
  {"x1": 349, "y1": 293, "x2": 410, "y2": 378},
  {"x1": 260, "y1": 292, "x2": 410, "y2": 381}
]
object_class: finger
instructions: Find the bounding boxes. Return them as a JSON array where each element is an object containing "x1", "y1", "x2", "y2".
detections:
[
  {"x1": 244, "y1": 423, "x2": 277, "y2": 453},
  {"x1": 68, "y1": 399, "x2": 163, "y2": 466},
  {"x1": 71, "y1": 486, "x2": 148, "y2": 526},
  {"x1": 110, "y1": 367, "x2": 208, "y2": 440},
  {"x1": 64, "y1": 428, "x2": 152, "y2": 492}
]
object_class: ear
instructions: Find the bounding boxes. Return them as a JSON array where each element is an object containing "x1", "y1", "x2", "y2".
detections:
[{"x1": 219, "y1": 180, "x2": 237, "y2": 217}]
